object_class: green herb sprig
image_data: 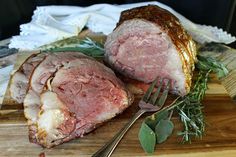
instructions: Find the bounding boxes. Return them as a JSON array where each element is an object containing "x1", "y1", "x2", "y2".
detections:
[
  {"x1": 196, "y1": 55, "x2": 228, "y2": 79},
  {"x1": 175, "y1": 55, "x2": 228, "y2": 143},
  {"x1": 176, "y1": 70, "x2": 209, "y2": 143},
  {"x1": 138, "y1": 55, "x2": 228, "y2": 153},
  {"x1": 42, "y1": 37, "x2": 105, "y2": 58},
  {"x1": 139, "y1": 98, "x2": 183, "y2": 153}
]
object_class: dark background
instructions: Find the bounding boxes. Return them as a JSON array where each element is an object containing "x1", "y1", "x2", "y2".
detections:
[{"x1": 0, "y1": 0, "x2": 235, "y2": 47}]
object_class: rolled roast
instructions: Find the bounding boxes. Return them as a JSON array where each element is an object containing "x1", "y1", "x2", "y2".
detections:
[{"x1": 105, "y1": 5, "x2": 197, "y2": 95}]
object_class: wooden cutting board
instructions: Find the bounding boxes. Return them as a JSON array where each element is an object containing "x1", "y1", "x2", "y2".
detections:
[
  {"x1": 1, "y1": 33, "x2": 236, "y2": 157},
  {"x1": 1, "y1": 80, "x2": 236, "y2": 157}
]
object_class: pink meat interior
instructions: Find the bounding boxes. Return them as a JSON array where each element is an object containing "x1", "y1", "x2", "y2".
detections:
[
  {"x1": 105, "y1": 19, "x2": 186, "y2": 95},
  {"x1": 115, "y1": 32, "x2": 169, "y2": 81},
  {"x1": 51, "y1": 59, "x2": 129, "y2": 136}
]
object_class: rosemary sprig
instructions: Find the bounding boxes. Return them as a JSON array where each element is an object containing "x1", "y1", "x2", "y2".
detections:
[
  {"x1": 40, "y1": 36, "x2": 81, "y2": 50},
  {"x1": 196, "y1": 55, "x2": 228, "y2": 79},
  {"x1": 176, "y1": 70, "x2": 210, "y2": 143},
  {"x1": 78, "y1": 37, "x2": 104, "y2": 51},
  {"x1": 176, "y1": 55, "x2": 228, "y2": 143},
  {"x1": 42, "y1": 37, "x2": 105, "y2": 58}
]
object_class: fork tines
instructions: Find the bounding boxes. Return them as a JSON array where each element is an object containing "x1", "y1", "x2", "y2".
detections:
[{"x1": 142, "y1": 77, "x2": 170, "y2": 108}]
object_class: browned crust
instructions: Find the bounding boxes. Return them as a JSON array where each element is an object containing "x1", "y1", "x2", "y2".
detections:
[{"x1": 116, "y1": 5, "x2": 197, "y2": 93}]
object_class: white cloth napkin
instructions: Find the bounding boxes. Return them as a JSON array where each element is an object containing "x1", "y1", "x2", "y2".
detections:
[{"x1": 8, "y1": 1, "x2": 236, "y2": 50}]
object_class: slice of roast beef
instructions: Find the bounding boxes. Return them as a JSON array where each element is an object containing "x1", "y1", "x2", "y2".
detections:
[
  {"x1": 105, "y1": 5, "x2": 197, "y2": 96},
  {"x1": 25, "y1": 56, "x2": 132, "y2": 148},
  {"x1": 30, "y1": 52, "x2": 87, "y2": 93},
  {"x1": 24, "y1": 52, "x2": 88, "y2": 126},
  {"x1": 9, "y1": 53, "x2": 47, "y2": 103}
]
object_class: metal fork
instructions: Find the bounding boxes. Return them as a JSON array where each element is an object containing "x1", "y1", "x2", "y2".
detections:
[{"x1": 92, "y1": 78, "x2": 170, "y2": 157}]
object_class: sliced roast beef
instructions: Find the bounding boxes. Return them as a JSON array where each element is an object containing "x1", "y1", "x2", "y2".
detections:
[
  {"x1": 9, "y1": 53, "x2": 47, "y2": 103},
  {"x1": 25, "y1": 56, "x2": 132, "y2": 148},
  {"x1": 105, "y1": 5, "x2": 197, "y2": 96},
  {"x1": 29, "y1": 52, "x2": 87, "y2": 93},
  {"x1": 24, "y1": 52, "x2": 88, "y2": 128}
]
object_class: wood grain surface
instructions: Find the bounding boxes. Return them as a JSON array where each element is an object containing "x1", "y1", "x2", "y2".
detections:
[
  {"x1": 1, "y1": 33, "x2": 236, "y2": 157},
  {"x1": 1, "y1": 88, "x2": 236, "y2": 157},
  {"x1": 1, "y1": 66, "x2": 236, "y2": 157}
]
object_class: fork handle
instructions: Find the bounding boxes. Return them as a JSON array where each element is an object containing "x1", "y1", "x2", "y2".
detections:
[{"x1": 92, "y1": 109, "x2": 146, "y2": 157}]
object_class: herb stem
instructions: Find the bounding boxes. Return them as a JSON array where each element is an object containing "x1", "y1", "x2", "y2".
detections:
[{"x1": 168, "y1": 109, "x2": 174, "y2": 120}]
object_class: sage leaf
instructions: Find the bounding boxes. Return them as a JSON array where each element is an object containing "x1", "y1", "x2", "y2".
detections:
[
  {"x1": 145, "y1": 110, "x2": 169, "y2": 130},
  {"x1": 155, "y1": 119, "x2": 174, "y2": 144},
  {"x1": 138, "y1": 122, "x2": 156, "y2": 153}
]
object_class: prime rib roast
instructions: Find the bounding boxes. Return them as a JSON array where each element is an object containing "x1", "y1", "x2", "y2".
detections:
[
  {"x1": 8, "y1": 4, "x2": 197, "y2": 148},
  {"x1": 10, "y1": 52, "x2": 132, "y2": 148},
  {"x1": 105, "y1": 5, "x2": 197, "y2": 96}
]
